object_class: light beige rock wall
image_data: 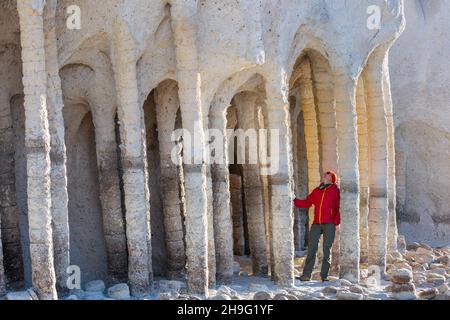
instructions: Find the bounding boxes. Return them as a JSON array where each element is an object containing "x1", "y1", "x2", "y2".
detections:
[{"x1": 390, "y1": 0, "x2": 450, "y2": 246}]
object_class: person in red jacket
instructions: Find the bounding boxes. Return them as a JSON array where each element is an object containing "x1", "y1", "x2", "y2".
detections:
[{"x1": 293, "y1": 170, "x2": 340, "y2": 282}]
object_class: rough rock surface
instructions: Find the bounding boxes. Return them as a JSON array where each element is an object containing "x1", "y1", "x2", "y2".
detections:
[{"x1": 390, "y1": 0, "x2": 450, "y2": 247}]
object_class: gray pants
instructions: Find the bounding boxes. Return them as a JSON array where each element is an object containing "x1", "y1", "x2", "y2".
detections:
[{"x1": 302, "y1": 223, "x2": 336, "y2": 278}]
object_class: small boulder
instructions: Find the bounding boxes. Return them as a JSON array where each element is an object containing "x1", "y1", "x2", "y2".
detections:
[
  {"x1": 412, "y1": 264, "x2": 426, "y2": 272},
  {"x1": 419, "y1": 243, "x2": 433, "y2": 252},
  {"x1": 435, "y1": 292, "x2": 450, "y2": 300},
  {"x1": 429, "y1": 263, "x2": 446, "y2": 270},
  {"x1": 427, "y1": 268, "x2": 447, "y2": 276},
  {"x1": 349, "y1": 285, "x2": 366, "y2": 294},
  {"x1": 253, "y1": 291, "x2": 272, "y2": 300},
  {"x1": 418, "y1": 288, "x2": 437, "y2": 300},
  {"x1": 322, "y1": 286, "x2": 339, "y2": 295},
  {"x1": 273, "y1": 293, "x2": 289, "y2": 300},
  {"x1": 107, "y1": 283, "x2": 130, "y2": 300},
  {"x1": 336, "y1": 290, "x2": 363, "y2": 300},
  {"x1": 391, "y1": 268, "x2": 413, "y2": 284},
  {"x1": 427, "y1": 274, "x2": 446, "y2": 286},
  {"x1": 85, "y1": 280, "x2": 105, "y2": 293},
  {"x1": 437, "y1": 283, "x2": 449, "y2": 294},
  {"x1": 310, "y1": 291, "x2": 324, "y2": 299},
  {"x1": 394, "y1": 261, "x2": 412, "y2": 271},
  {"x1": 406, "y1": 242, "x2": 421, "y2": 251},
  {"x1": 413, "y1": 252, "x2": 435, "y2": 265},
  {"x1": 436, "y1": 255, "x2": 450, "y2": 267},
  {"x1": 337, "y1": 279, "x2": 353, "y2": 287},
  {"x1": 391, "y1": 282, "x2": 417, "y2": 300}
]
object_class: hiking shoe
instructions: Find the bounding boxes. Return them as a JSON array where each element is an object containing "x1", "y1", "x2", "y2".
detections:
[
  {"x1": 298, "y1": 275, "x2": 311, "y2": 281},
  {"x1": 321, "y1": 277, "x2": 329, "y2": 282}
]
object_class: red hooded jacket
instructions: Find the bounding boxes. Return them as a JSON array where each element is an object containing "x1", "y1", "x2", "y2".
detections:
[{"x1": 293, "y1": 183, "x2": 340, "y2": 226}]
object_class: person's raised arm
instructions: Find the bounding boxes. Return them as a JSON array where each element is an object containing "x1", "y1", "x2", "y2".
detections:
[{"x1": 293, "y1": 190, "x2": 315, "y2": 209}]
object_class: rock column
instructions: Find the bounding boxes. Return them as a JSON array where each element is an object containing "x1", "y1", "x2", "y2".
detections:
[
  {"x1": 43, "y1": 0, "x2": 70, "y2": 290},
  {"x1": 234, "y1": 92, "x2": 268, "y2": 276},
  {"x1": 169, "y1": 1, "x2": 209, "y2": 294},
  {"x1": 209, "y1": 108, "x2": 234, "y2": 284},
  {"x1": 154, "y1": 82, "x2": 186, "y2": 280},
  {"x1": 17, "y1": 0, "x2": 57, "y2": 299},
  {"x1": 364, "y1": 51, "x2": 390, "y2": 275},
  {"x1": 111, "y1": 21, "x2": 152, "y2": 296},
  {"x1": 356, "y1": 78, "x2": 370, "y2": 264},
  {"x1": 334, "y1": 70, "x2": 360, "y2": 283},
  {"x1": 265, "y1": 81, "x2": 295, "y2": 286}
]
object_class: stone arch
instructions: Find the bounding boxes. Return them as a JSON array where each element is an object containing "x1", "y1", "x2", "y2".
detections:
[
  {"x1": 141, "y1": 79, "x2": 187, "y2": 279},
  {"x1": 60, "y1": 62, "x2": 128, "y2": 283},
  {"x1": 208, "y1": 72, "x2": 271, "y2": 282}
]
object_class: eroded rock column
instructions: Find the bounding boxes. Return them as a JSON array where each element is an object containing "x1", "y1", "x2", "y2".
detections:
[
  {"x1": 356, "y1": 78, "x2": 370, "y2": 264},
  {"x1": 0, "y1": 91, "x2": 24, "y2": 286},
  {"x1": 383, "y1": 56, "x2": 398, "y2": 253},
  {"x1": 169, "y1": 1, "x2": 209, "y2": 294},
  {"x1": 17, "y1": 0, "x2": 57, "y2": 299},
  {"x1": 93, "y1": 116, "x2": 128, "y2": 280},
  {"x1": 234, "y1": 92, "x2": 268, "y2": 276},
  {"x1": 334, "y1": 71, "x2": 360, "y2": 283},
  {"x1": 265, "y1": 85, "x2": 294, "y2": 286},
  {"x1": 311, "y1": 55, "x2": 340, "y2": 271},
  {"x1": 43, "y1": 0, "x2": 70, "y2": 290},
  {"x1": 363, "y1": 51, "x2": 389, "y2": 275},
  {"x1": 154, "y1": 82, "x2": 186, "y2": 280},
  {"x1": 298, "y1": 60, "x2": 321, "y2": 226},
  {"x1": 112, "y1": 21, "x2": 152, "y2": 296},
  {"x1": 229, "y1": 174, "x2": 245, "y2": 256},
  {"x1": 209, "y1": 109, "x2": 234, "y2": 284}
]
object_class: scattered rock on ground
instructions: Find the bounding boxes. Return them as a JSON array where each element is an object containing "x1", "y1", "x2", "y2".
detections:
[
  {"x1": 349, "y1": 285, "x2": 366, "y2": 294},
  {"x1": 253, "y1": 291, "x2": 272, "y2": 300},
  {"x1": 427, "y1": 274, "x2": 446, "y2": 286},
  {"x1": 322, "y1": 286, "x2": 339, "y2": 295},
  {"x1": 107, "y1": 283, "x2": 130, "y2": 300},
  {"x1": 418, "y1": 288, "x2": 437, "y2": 300},
  {"x1": 391, "y1": 283, "x2": 417, "y2": 300},
  {"x1": 437, "y1": 283, "x2": 449, "y2": 294},
  {"x1": 336, "y1": 290, "x2": 363, "y2": 300},
  {"x1": 391, "y1": 268, "x2": 413, "y2": 284},
  {"x1": 406, "y1": 242, "x2": 421, "y2": 251}
]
